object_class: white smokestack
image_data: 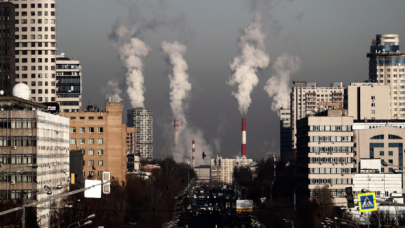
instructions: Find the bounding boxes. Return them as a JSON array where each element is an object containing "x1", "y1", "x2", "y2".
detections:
[
  {"x1": 161, "y1": 41, "x2": 191, "y2": 127},
  {"x1": 227, "y1": 13, "x2": 270, "y2": 115},
  {"x1": 264, "y1": 53, "x2": 301, "y2": 112}
]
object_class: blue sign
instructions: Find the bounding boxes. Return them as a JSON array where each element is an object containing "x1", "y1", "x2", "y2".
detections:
[{"x1": 358, "y1": 192, "x2": 377, "y2": 212}]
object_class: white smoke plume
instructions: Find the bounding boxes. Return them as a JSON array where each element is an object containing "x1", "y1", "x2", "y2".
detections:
[
  {"x1": 161, "y1": 41, "x2": 192, "y2": 127},
  {"x1": 264, "y1": 53, "x2": 301, "y2": 111},
  {"x1": 227, "y1": 13, "x2": 270, "y2": 115},
  {"x1": 102, "y1": 81, "x2": 122, "y2": 102}
]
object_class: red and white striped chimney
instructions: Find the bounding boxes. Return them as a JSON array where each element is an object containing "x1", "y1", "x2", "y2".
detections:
[
  {"x1": 173, "y1": 120, "x2": 179, "y2": 148},
  {"x1": 192, "y1": 140, "x2": 195, "y2": 167},
  {"x1": 242, "y1": 118, "x2": 246, "y2": 157}
]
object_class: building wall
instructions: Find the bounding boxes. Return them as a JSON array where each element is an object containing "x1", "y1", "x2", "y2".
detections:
[
  {"x1": 353, "y1": 124, "x2": 405, "y2": 193},
  {"x1": 296, "y1": 114, "x2": 354, "y2": 204},
  {"x1": 56, "y1": 53, "x2": 81, "y2": 112},
  {"x1": 14, "y1": 0, "x2": 58, "y2": 103},
  {"x1": 60, "y1": 102, "x2": 127, "y2": 182},
  {"x1": 127, "y1": 108, "x2": 153, "y2": 159},
  {"x1": 279, "y1": 108, "x2": 292, "y2": 159},
  {"x1": 291, "y1": 82, "x2": 344, "y2": 152},
  {"x1": 0, "y1": 2, "x2": 15, "y2": 95},
  {"x1": 347, "y1": 83, "x2": 391, "y2": 120},
  {"x1": 211, "y1": 155, "x2": 253, "y2": 184}
]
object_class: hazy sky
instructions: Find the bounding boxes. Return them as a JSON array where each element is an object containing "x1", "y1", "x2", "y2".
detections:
[{"x1": 56, "y1": 0, "x2": 405, "y2": 162}]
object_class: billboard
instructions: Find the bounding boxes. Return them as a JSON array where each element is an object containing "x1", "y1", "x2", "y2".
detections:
[{"x1": 236, "y1": 200, "x2": 253, "y2": 212}]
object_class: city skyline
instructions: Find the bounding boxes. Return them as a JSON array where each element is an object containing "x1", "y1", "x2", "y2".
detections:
[{"x1": 56, "y1": 0, "x2": 405, "y2": 161}]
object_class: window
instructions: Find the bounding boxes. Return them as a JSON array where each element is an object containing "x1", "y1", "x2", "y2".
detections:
[
  {"x1": 79, "y1": 127, "x2": 85, "y2": 133},
  {"x1": 89, "y1": 160, "x2": 94, "y2": 166},
  {"x1": 70, "y1": 127, "x2": 76, "y2": 133},
  {"x1": 98, "y1": 127, "x2": 103, "y2": 133},
  {"x1": 370, "y1": 134, "x2": 384, "y2": 139},
  {"x1": 380, "y1": 151, "x2": 384, "y2": 156},
  {"x1": 89, "y1": 150, "x2": 94, "y2": 156},
  {"x1": 80, "y1": 138, "x2": 85, "y2": 144},
  {"x1": 381, "y1": 168, "x2": 384, "y2": 173},
  {"x1": 98, "y1": 138, "x2": 103, "y2": 144},
  {"x1": 389, "y1": 159, "x2": 393, "y2": 164},
  {"x1": 371, "y1": 103, "x2": 375, "y2": 107},
  {"x1": 88, "y1": 127, "x2": 94, "y2": 133},
  {"x1": 98, "y1": 160, "x2": 103, "y2": 166},
  {"x1": 389, "y1": 151, "x2": 393, "y2": 156},
  {"x1": 371, "y1": 110, "x2": 375, "y2": 114},
  {"x1": 89, "y1": 171, "x2": 94, "y2": 177},
  {"x1": 371, "y1": 96, "x2": 375, "y2": 100},
  {"x1": 98, "y1": 150, "x2": 103, "y2": 155},
  {"x1": 388, "y1": 134, "x2": 403, "y2": 139},
  {"x1": 98, "y1": 171, "x2": 103, "y2": 177},
  {"x1": 88, "y1": 138, "x2": 94, "y2": 144},
  {"x1": 389, "y1": 168, "x2": 393, "y2": 172},
  {"x1": 70, "y1": 139, "x2": 76, "y2": 144}
]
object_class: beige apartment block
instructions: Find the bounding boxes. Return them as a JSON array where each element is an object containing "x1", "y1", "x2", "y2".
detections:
[
  {"x1": 291, "y1": 81, "x2": 344, "y2": 152},
  {"x1": 60, "y1": 102, "x2": 127, "y2": 183},
  {"x1": 353, "y1": 121, "x2": 405, "y2": 193},
  {"x1": 346, "y1": 82, "x2": 391, "y2": 120},
  {"x1": 210, "y1": 155, "x2": 252, "y2": 184},
  {"x1": 296, "y1": 110, "x2": 354, "y2": 204}
]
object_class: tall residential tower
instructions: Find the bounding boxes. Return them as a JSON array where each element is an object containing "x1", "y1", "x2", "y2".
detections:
[
  {"x1": 0, "y1": 1, "x2": 15, "y2": 95},
  {"x1": 127, "y1": 108, "x2": 153, "y2": 159},
  {"x1": 14, "y1": 0, "x2": 57, "y2": 103}
]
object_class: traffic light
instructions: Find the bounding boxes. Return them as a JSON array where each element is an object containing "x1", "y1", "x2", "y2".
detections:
[{"x1": 345, "y1": 187, "x2": 354, "y2": 208}]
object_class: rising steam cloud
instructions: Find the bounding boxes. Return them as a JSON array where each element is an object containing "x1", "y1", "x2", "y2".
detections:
[
  {"x1": 264, "y1": 53, "x2": 301, "y2": 111},
  {"x1": 161, "y1": 41, "x2": 192, "y2": 127},
  {"x1": 102, "y1": 81, "x2": 122, "y2": 101},
  {"x1": 227, "y1": 13, "x2": 270, "y2": 115}
]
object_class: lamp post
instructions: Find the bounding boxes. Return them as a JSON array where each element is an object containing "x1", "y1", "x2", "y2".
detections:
[{"x1": 67, "y1": 214, "x2": 95, "y2": 228}]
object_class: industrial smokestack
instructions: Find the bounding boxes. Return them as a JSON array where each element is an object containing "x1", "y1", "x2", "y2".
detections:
[
  {"x1": 173, "y1": 120, "x2": 179, "y2": 148},
  {"x1": 192, "y1": 140, "x2": 195, "y2": 168},
  {"x1": 242, "y1": 118, "x2": 246, "y2": 157}
]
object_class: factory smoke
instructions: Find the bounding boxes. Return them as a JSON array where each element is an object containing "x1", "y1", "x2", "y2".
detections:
[
  {"x1": 161, "y1": 41, "x2": 192, "y2": 127},
  {"x1": 264, "y1": 53, "x2": 301, "y2": 112},
  {"x1": 227, "y1": 13, "x2": 270, "y2": 115},
  {"x1": 102, "y1": 81, "x2": 122, "y2": 101}
]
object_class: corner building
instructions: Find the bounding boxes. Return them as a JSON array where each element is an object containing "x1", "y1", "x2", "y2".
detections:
[
  {"x1": 60, "y1": 102, "x2": 127, "y2": 183},
  {"x1": 296, "y1": 110, "x2": 354, "y2": 204},
  {"x1": 13, "y1": 0, "x2": 57, "y2": 103}
]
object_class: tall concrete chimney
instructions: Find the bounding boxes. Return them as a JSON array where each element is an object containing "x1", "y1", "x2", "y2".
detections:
[
  {"x1": 192, "y1": 140, "x2": 195, "y2": 168},
  {"x1": 173, "y1": 120, "x2": 179, "y2": 148},
  {"x1": 242, "y1": 118, "x2": 246, "y2": 157}
]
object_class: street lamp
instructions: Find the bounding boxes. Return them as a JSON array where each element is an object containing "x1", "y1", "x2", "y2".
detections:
[{"x1": 75, "y1": 220, "x2": 92, "y2": 228}]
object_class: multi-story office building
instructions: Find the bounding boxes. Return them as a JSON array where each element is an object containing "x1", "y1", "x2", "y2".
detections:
[
  {"x1": 0, "y1": 1, "x2": 15, "y2": 95},
  {"x1": 352, "y1": 120, "x2": 405, "y2": 193},
  {"x1": 296, "y1": 109, "x2": 354, "y2": 204},
  {"x1": 61, "y1": 101, "x2": 127, "y2": 182},
  {"x1": 290, "y1": 81, "x2": 344, "y2": 152},
  {"x1": 0, "y1": 87, "x2": 69, "y2": 227},
  {"x1": 279, "y1": 108, "x2": 292, "y2": 159},
  {"x1": 210, "y1": 155, "x2": 253, "y2": 184},
  {"x1": 127, "y1": 108, "x2": 153, "y2": 159},
  {"x1": 367, "y1": 34, "x2": 405, "y2": 119},
  {"x1": 13, "y1": 0, "x2": 57, "y2": 103},
  {"x1": 56, "y1": 53, "x2": 81, "y2": 112},
  {"x1": 346, "y1": 82, "x2": 391, "y2": 120}
]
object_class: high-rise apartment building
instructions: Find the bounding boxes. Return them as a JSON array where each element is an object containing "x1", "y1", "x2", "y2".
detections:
[
  {"x1": 56, "y1": 53, "x2": 81, "y2": 112},
  {"x1": 127, "y1": 108, "x2": 153, "y2": 159},
  {"x1": 346, "y1": 82, "x2": 391, "y2": 120},
  {"x1": 13, "y1": 0, "x2": 57, "y2": 103},
  {"x1": 0, "y1": 1, "x2": 15, "y2": 95},
  {"x1": 0, "y1": 93, "x2": 69, "y2": 227},
  {"x1": 279, "y1": 108, "x2": 292, "y2": 159},
  {"x1": 210, "y1": 155, "x2": 253, "y2": 184},
  {"x1": 367, "y1": 34, "x2": 405, "y2": 119},
  {"x1": 60, "y1": 102, "x2": 127, "y2": 182},
  {"x1": 290, "y1": 81, "x2": 344, "y2": 152},
  {"x1": 296, "y1": 109, "x2": 354, "y2": 204}
]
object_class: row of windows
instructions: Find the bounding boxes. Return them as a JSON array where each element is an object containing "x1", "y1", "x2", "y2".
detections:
[
  {"x1": 31, "y1": 89, "x2": 55, "y2": 94},
  {"x1": 310, "y1": 178, "x2": 353, "y2": 185},
  {"x1": 70, "y1": 138, "x2": 103, "y2": 145},
  {"x1": 309, "y1": 168, "x2": 352, "y2": 174},
  {"x1": 0, "y1": 118, "x2": 36, "y2": 128},
  {"x1": 0, "y1": 154, "x2": 36, "y2": 164},
  {"x1": 87, "y1": 149, "x2": 103, "y2": 156},
  {"x1": 309, "y1": 136, "x2": 352, "y2": 142},
  {"x1": 16, "y1": 73, "x2": 56, "y2": 78},
  {"x1": 369, "y1": 143, "x2": 404, "y2": 148},
  {"x1": 70, "y1": 127, "x2": 103, "y2": 133},
  {"x1": 1, "y1": 172, "x2": 36, "y2": 182},
  {"x1": 87, "y1": 160, "x2": 103, "y2": 166},
  {"x1": 310, "y1": 189, "x2": 347, "y2": 198},
  {"x1": 370, "y1": 134, "x2": 403, "y2": 139},
  {"x1": 378, "y1": 75, "x2": 405, "y2": 78},
  {"x1": 70, "y1": 117, "x2": 103, "y2": 120},
  {"x1": 16, "y1": 66, "x2": 56, "y2": 72},
  {"x1": 16, "y1": 43, "x2": 57, "y2": 49},
  {"x1": 60, "y1": 101, "x2": 79, "y2": 106},
  {"x1": 310, "y1": 125, "x2": 352, "y2": 132},
  {"x1": 378, "y1": 68, "x2": 405, "y2": 72},
  {"x1": 14, "y1": 3, "x2": 55, "y2": 9},
  {"x1": 86, "y1": 171, "x2": 104, "y2": 177},
  {"x1": 309, "y1": 157, "x2": 353, "y2": 163},
  {"x1": 379, "y1": 151, "x2": 395, "y2": 156},
  {"x1": 0, "y1": 137, "x2": 37, "y2": 146},
  {"x1": 309, "y1": 147, "x2": 353, "y2": 152},
  {"x1": 29, "y1": 81, "x2": 55, "y2": 86},
  {"x1": 16, "y1": 35, "x2": 56, "y2": 40},
  {"x1": 31, "y1": 97, "x2": 54, "y2": 102},
  {"x1": 0, "y1": 190, "x2": 36, "y2": 200},
  {"x1": 16, "y1": 11, "x2": 55, "y2": 16}
]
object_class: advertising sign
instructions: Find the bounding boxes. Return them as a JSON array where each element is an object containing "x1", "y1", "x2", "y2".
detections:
[{"x1": 236, "y1": 200, "x2": 253, "y2": 212}]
